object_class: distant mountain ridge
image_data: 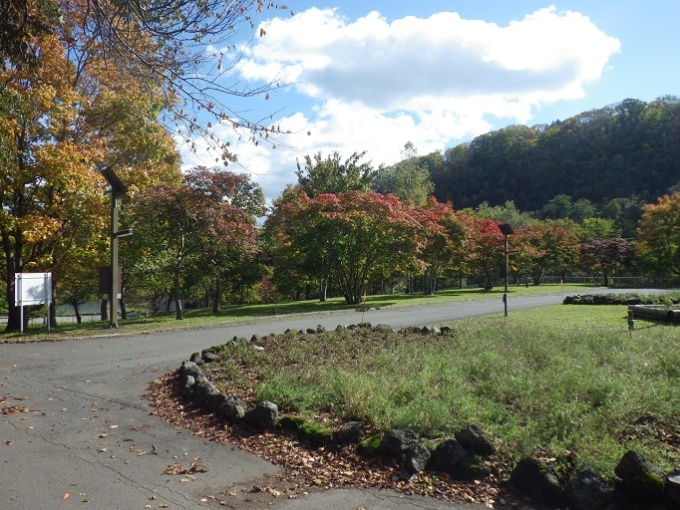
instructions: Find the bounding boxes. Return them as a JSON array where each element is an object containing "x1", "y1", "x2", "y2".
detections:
[{"x1": 426, "y1": 96, "x2": 680, "y2": 211}]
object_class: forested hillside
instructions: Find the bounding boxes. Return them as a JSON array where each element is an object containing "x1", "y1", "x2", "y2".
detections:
[{"x1": 428, "y1": 96, "x2": 680, "y2": 211}]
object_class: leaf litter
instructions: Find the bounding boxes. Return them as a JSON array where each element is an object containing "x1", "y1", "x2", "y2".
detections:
[{"x1": 145, "y1": 371, "x2": 529, "y2": 509}]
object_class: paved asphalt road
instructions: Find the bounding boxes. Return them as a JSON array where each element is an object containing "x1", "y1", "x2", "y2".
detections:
[{"x1": 0, "y1": 290, "x2": 648, "y2": 509}]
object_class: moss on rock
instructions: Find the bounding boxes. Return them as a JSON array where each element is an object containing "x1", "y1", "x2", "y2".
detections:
[{"x1": 358, "y1": 433, "x2": 383, "y2": 457}]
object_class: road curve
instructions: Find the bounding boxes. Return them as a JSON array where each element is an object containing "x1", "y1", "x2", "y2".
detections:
[{"x1": 0, "y1": 290, "x2": 652, "y2": 509}]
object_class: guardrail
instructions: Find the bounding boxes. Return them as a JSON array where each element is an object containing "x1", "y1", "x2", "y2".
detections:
[{"x1": 628, "y1": 304, "x2": 680, "y2": 322}]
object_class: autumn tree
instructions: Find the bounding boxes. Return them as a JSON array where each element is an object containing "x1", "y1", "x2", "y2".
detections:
[
  {"x1": 2, "y1": 1, "x2": 290, "y2": 152},
  {"x1": 295, "y1": 151, "x2": 378, "y2": 198},
  {"x1": 263, "y1": 186, "x2": 317, "y2": 300},
  {"x1": 0, "y1": 0, "x2": 60, "y2": 70},
  {"x1": 185, "y1": 167, "x2": 266, "y2": 217},
  {"x1": 265, "y1": 189, "x2": 337, "y2": 301},
  {"x1": 184, "y1": 168, "x2": 263, "y2": 311},
  {"x1": 0, "y1": 30, "x2": 105, "y2": 330},
  {"x1": 127, "y1": 184, "x2": 212, "y2": 319},
  {"x1": 84, "y1": 0, "x2": 292, "y2": 151},
  {"x1": 125, "y1": 170, "x2": 261, "y2": 318},
  {"x1": 581, "y1": 238, "x2": 634, "y2": 286},
  {"x1": 267, "y1": 191, "x2": 422, "y2": 305},
  {"x1": 0, "y1": 7, "x2": 185, "y2": 330},
  {"x1": 635, "y1": 193, "x2": 680, "y2": 279},
  {"x1": 415, "y1": 198, "x2": 465, "y2": 294},
  {"x1": 513, "y1": 223, "x2": 581, "y2": 285},
  {"x1": 458, "y1": 215, "x2": 504, "y2": 290}
]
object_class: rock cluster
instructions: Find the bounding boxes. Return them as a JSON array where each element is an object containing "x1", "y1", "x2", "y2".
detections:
[
  {"x1": 180, "y1": 359, "x2": 279, "y2": 430},
  {"x1": 509, "y1": 451, "x2": 679, "y2": 510},
  {"x1": 563, "y1": 293, "x2": 671, "y2": 306},
  {"x1": 368, "y1": 425, "x2": 495, "y2": 478}
]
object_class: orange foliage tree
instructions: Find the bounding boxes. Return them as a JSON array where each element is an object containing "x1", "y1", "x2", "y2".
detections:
[
  {"x1": 635, "y1": 193, "x2": 680, "y2": 279},
  {"x1": 513, "y1": 223, "x2": 581, "y2": 285}
]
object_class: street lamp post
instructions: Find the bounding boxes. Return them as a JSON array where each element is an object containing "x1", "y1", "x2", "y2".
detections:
[
  {"x1": 101, "y1": 168, "x2": 131, "y2": 328},
  {"x1": 499, "y1": 223, "x2": 514, "y2": 317}
]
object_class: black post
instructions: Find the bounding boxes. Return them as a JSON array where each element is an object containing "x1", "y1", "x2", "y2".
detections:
[
  {"x1": 499, "y1": 224, "x2": 514, "y2": 317},
  {"x1": 504, "y1": 233, "x2": 509, "y2": 317},
  {"x1": 110, "y1": 192, "x2": 120, "y2": 328}
]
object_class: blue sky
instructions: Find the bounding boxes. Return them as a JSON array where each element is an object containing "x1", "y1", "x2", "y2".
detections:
[{"x1": 179, "y1": 1, "x2": 680, "y2": 204}]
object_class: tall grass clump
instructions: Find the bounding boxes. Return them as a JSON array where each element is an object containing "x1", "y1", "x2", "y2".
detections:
[{"x1": 209, "y1": 306, "x2": 680, "y2": 480}]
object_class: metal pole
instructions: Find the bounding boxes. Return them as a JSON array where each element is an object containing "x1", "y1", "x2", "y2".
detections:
[
  {"x1": 504, "y1": 234, "x2": 509, "y2": 317},
  {"x1": 110, "y1": 193, "x2": 120, "y2": 328}
]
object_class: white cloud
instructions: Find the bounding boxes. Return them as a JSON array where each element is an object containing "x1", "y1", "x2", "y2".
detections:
[{"x1": 180, "y1": 6, "x2": 621, "y2": 204}]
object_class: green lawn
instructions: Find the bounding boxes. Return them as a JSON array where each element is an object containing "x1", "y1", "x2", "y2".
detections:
[{"x1": 2, "y1": 282, "x2": 599, "y2": 341}]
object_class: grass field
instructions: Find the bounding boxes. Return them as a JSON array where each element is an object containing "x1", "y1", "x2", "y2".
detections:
[
  {"x1": 1, "y1": 283, "x2": 603, "y2": 340},
  {"x1": 204, "y1": 303, "x2": 680, "y2": 481}
]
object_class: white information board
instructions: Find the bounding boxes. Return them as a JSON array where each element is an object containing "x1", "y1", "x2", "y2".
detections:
[{"x1": 14, "y1": 273, "x2": 52, "y2": 333}]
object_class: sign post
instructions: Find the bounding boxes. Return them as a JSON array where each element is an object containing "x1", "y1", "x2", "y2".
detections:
[
  {"x1": 498, "y1": 224, "x2": 514, "y2": 317},
  {"x1": 100, "y1": 167, "x2": 131, "y2": 328},
  {"x1": 15, "y1": 273, "x2": 52, "y2": 334}
]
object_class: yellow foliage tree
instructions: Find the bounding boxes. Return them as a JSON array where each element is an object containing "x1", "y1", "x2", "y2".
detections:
[
  {"x1": 635, "y1": 193, "x2": 680, "y2": 280},
  {"x1": 0, "y1": 7, "x2": 180, "y2": 331}
]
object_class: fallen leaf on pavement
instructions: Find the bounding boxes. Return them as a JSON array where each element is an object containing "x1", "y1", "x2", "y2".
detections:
[{"x1": 163, "y1": 458, "x2": 207, "y2": 475}]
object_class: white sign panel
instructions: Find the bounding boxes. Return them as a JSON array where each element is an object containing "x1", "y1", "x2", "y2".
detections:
[
  {"x1": 14, "y1": 273, "x2": 52, "y2": 333},
  {"x1": 15, "y1": 273, "x2": 52, "y2": 306}
]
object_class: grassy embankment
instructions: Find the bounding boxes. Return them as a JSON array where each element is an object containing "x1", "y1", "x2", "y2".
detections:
[{"x1": 204, "y1": 296, "x2": 680, "y2": 481}]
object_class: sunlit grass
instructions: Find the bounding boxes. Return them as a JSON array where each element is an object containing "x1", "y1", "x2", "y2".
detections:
[
  {"x1": 206, "y1": 304, "x2": 680, "y2": 480},
  {"x1": 1, "y1": 283, "x2": 600, "y2": 341}
]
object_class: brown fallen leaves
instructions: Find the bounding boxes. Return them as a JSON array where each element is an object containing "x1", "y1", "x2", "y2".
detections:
[
  {"x1": 1, "y1": 405, "x2": 30, "y2": 414},
  {"x1": 163, "y1": 457, "x2": 209, "y2": 476},
  {"x1": 147, "y1": 371, "x2": 523, "y2": 509}
]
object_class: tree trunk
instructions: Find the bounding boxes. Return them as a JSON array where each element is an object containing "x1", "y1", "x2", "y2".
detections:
[
  {"x1": 72, "y1": 302, "x2": 82, "y2": 324},
  {"x1": 212, "y1": 277, "x2": 221, "y2": 314},
  {"x1": 49, "y1": 301, "x2": 58, "y2": 327},
  {"x1": 174, "y1": 271, "x2": 183, "y2": 320},
  {"x1": 4, "y1": 250, "x2": 21, "y2": 331},
  {"x1": 319, "y1": 277, "x2": 327, "y2": 302},
  {"x1": 424, "y1": 268, "x2": 437, "y2": 295},
  {"x1": 48, "y1": 279, "x2": 58, "y2": 328},
  {"x1": 119, "y1": 299, "x2": 127, "y2": 320}
]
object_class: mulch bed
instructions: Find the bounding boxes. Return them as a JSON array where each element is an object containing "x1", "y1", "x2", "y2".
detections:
[{"x1": 146, "y1": 370, "x2": 530, "y2": 509}]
